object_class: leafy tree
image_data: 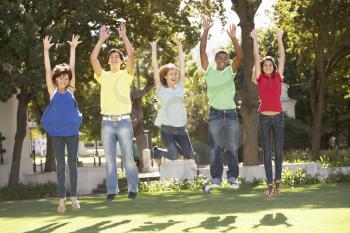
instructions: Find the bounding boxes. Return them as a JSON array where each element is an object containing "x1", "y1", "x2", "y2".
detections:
[
  {"x1": 275, "y1": 0, "x2": 350, "y2": 159},
  {"x1": 0, "y1": 0, "x2": 225, "y2": 185}
]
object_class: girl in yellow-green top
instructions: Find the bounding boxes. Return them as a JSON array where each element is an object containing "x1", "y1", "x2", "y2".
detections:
[
  {"x1": 200, "y1": 18, "x2": 243, "y2": 193},
  {"x1": 90, "y1": 23, "x2": 138, "y2": 201}
]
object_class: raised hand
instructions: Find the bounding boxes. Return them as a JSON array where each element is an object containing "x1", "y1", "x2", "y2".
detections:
[
  {"x1": 67, "y1": 34, "x2": 82, "y2": 48},
  {"x1": 43, "y1": 36, "x2": 54, "y2": 50},
  {"x1": 276, "y1": 29, "x2": 284, "y2": 40},
  {"x1": 203, "y1": 17, "x2": 214, "y2": 31},
  {"x1": 150, "y1": 40, "x2": 158, "y2": 49},
  {"x1": 99, "y1": 26, "x2": 111, "y2": 41},
  {"x1": 249, "y1": 29, "x2": 258, "y2": 40},
  {"x1": 174, "y1": 36, "x2": 183, "y2": 46},
  {"x1": 118, "y1": 23, "x2": 127, "y2": 38},
  {"x1": 227, "y1": 24, "x2": 237, "y2": 38}
]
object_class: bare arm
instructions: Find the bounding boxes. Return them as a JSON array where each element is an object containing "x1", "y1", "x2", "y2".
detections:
[
  {"x1": 277, "y1": 29, "x2": 285, "y2": 79},
  {"x1": 249, "y1": 29, "x2": 261, "y2": 83},
  {"x1": 227, "y1": 24, "x2": 243, "y2": 72},
  {"x1": 90, "y1": 26, "x2": 110, "y2": 76},
  {"x1": 43, "y1": 36, "x2": 55, "y2": 96},
  {"x1": 119, "y1": 23, "x2": 135, "y2": 75},
  {"x1": 67, "y1": 34, "x2": 82, "y2": 92},
  {"x1": 200, "y1": 18, "x2": 213, "y2": 71},
  {"x1": 150, "y1": 40, "x2": 161, "y2": 89},
  {"x1": 176, "y1": 37, "x2": 185, "y2": 85}
]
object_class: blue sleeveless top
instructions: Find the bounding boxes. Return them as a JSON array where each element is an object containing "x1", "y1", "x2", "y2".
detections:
[{"x1": 41, "y1": 89, "x2": 82, "y2": 136}]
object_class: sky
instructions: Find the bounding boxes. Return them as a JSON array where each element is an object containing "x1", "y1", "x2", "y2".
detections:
[{"x1": 192, "y1": 0, "x2": 275, "y2": 64}]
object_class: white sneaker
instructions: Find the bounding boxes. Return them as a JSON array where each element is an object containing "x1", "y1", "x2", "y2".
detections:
[
  {"x1": 228, "y1": 177, "x2": 239, "y2": 190},
  {"x1": 203, "y1": 183, "x2": 219, "y2": 194}
]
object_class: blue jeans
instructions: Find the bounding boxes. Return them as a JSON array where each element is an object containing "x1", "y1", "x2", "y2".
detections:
[
  {"x1": 259, "y1": 113, "x2": 284, "y2": 185},
  {"x1": 154, "y1": 125, "x2": 194, "y2": 160},
  {"x1": 208, "y1": 107, "x2": 239, "y2": 181},
  {"x1": 101, "y1": 118, "x2": 139, "y2": 194},
  {"x1": 52, "y1": 135, "x2": 79, "y2": 198}
]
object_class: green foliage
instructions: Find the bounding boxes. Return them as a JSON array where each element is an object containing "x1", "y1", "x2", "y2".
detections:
[
  {"x1": 0, "y1": 182, "x2": 57, "y2": 202},
  {"x1": 281, "y1": 168, "x2": 319, "y2": 187},
  {"x1": 139, "y1": 176, "x2": 210, "y2": 192},
  {"x1": 284, "y1": 117, "x2": 310, "y2": 150},
  {"x1": 284, "y1": 150, "x2": 312, "y2": 163},
  {"x1": 319, "y1": 150, "x2": 350, "y2": 167}
]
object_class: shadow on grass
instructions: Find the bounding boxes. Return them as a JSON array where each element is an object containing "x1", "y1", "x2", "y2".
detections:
[
  {"x1": 183, "y1": 216, "x2": 237, "y2": 232},
  {"x1": 127, "y1": 220, "x2": 183, "y2": 232},
  {"x1": 24, "y1": 222, "x2": 69, "y2": 233},
  {"x1": 253, "y1": 213, "x2": 292, "y2": 228},
  {"x1": 1, "y1": 183, "x2": 349, "y2": 220},
  {"x1": 72, "y1": 220, "x2": 131, "y2": 233}
]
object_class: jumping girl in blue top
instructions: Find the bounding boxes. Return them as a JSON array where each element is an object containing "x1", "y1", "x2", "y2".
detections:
[{"x1": 41, "y1": 35, "x2": 82, "y2": 213}]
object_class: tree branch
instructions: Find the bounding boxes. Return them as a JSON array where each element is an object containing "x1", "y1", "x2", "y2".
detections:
[{"x1": 131, "y1": 67, "x2": 154, "y2": 99}]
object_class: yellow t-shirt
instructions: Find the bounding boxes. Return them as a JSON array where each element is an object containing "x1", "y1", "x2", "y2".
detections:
[{"x1": 94, "y1": 69, "x2": 133, "y2": 115}]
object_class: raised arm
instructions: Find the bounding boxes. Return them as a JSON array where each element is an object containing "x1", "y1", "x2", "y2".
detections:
[
  {"x1": 150, "y1": 40, "x2": 161, "y2": 89},
  {"x1": 67, "y1": 34, "x2": 82, "y2": 92},
  {"x1": 43, "y1": 36, "x2": 55, "y2": 96},
  {"x1": 227, "y1": 24, "x2": 243, "y2": 72},
  {"x1": 118, "y1": 23, "x2": 135, "y2": 75},
  {"x1": 249, "y1": 29, "x2": 261, "y2": 83},
  {"x1": 200, "y1": 18, "x2": 213, "y2": 71},
  {"x1": 90, "y1": 26, "x2": 110, "y2": 76},
  {"x1": 175, "y1": 37, "x2": 185, "y2": 85},
  {"x1": 277, "y1": 29, "x2": 285, "y2": 78}
]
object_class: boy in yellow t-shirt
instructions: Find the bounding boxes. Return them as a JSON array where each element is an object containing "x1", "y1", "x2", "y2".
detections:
[{"x1": 90, "y1": 22, "x2": 138, "y2": 201}]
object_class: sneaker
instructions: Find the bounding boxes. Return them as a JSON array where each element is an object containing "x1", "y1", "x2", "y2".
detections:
[
  {"x1": 227, "y1": 177, "x2": 239, "y2": 189},
  {"x1": 203, "y1": 183, "x2": 219, "y2": 194},
  {"x1": 107, "y1": 194, "x2": 116, "y2": 202},
  {"x1": 128, "y1": 192, "x2": 137, "y2": 200}
]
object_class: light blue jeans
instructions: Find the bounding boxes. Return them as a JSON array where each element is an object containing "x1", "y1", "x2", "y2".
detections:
[
  {"x1": 101, "y1": 118, "x2": 139, "y2": 194},
  {"x1": 208, "y1": 107, "x2": 239, "y2": 182}
]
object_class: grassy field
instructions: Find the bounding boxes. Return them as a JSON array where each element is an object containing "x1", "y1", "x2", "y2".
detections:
[{"x1": 0, "y1": 183, "x2": 349, "y2": 233}]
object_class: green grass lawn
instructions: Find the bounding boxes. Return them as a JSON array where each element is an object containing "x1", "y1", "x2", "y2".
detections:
[{"x1": 1, "y1": 183, "x2": 349, "y2": 233}]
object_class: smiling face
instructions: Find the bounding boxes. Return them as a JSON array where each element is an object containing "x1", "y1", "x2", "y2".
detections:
[
  {"x1": 108, "y1": 51, "x2": 123, "y2": 68},
  {"x1": 260, "y1": 57, "x2": 277, "y2": 76},
  {"x1": 215, "y1": 52, "x2": 229, "y2": 71},
  {"x1": 164, "y1": 68, "x2": 179, "y2": 87},
  {"x1": 55, "y1": 74, "x2": 70, "y2": 91}
]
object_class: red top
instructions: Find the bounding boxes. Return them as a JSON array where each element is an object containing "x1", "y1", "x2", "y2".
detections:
[{"x1": 257, "y1": 72, "x2": 283, "y2": 113}]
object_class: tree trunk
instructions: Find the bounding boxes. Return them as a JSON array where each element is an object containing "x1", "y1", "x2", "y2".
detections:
[
  {"x1": 310, "y1": 44, "x2": 327, "y2": 161},
  {"x1": 8, "y1": 92, "x2": 30, "y2": 186},
  {"x1": 44, "y1": 134, "x2": 56, "y2": 172},
  {"x1": 131, "y1": 97, "x2": 147, "y2": 170},
  {"x1": 232, "y1": 0, "x2": 261, "y2": 165}
]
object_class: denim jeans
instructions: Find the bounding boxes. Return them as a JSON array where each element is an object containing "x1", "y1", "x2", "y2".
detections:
[
  {"x1": 154, "y1": 125, "x2": 194, "y2": 160},
  {"x1": 259, "y1": 113, "x2": 284, "y2": 185},
  {"x1": 52, "y1": 135, "x2": 79, "y2": 198},
  {"x1": 101, "y1": 118, "x2": 139, "y2": 194},
  {"x1": 208, "y1": 107, "x2": 239, "y2": 181}
]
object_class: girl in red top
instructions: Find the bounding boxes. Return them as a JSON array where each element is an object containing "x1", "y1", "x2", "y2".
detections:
[{"x1": 250, "y1": 29, "x2": 285, "y2": 198}]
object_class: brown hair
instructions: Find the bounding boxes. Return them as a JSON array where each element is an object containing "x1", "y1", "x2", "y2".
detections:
[
  {"x1": 107, "y1": 48, "x2": 125, "y2": 63},
  {"x1": 52, "y1": 63, "x2": 72, "y2": 85},
  {"x1": 159, "y1": 63, "x2": 177, "y2": 87},
  {"x1": 260, "y1": 56, "x2": 277, "y2": 76}
]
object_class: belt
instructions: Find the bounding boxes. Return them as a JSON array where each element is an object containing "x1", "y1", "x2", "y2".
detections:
[{"x1": 102, "y1": 114, "x2": 130, "y2": 121}]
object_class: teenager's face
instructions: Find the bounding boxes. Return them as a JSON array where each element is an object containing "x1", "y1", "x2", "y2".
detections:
[
  {"x1": 108, "y1": 52, "x2": 122, "y2": 67},
  {"x1": 165, "y1": 68, "x2": 178, "y2": 87},
  {"x1": 215, "y1": 52, "x2": 229, "y2": 71},
  {"x1": 56, "y1": 74, "x2": 70, "y2": 90},
  {"x1": 262, "y1": 60, "x2": 274, "y2": 76}
]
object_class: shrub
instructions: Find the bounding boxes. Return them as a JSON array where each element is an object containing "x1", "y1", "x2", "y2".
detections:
[
  {"x1": 319, "y1": 149, "x2": 350, "y2": 167},
  {"x1": 284, "y1": 149, "x2": 312, "y2": 163},
  {"x1": 0, "y1": 182, "x2": 57, "y2": 202},
  {"x1": 281, "y1": 168, "x2": 319, "y2": 187}
]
